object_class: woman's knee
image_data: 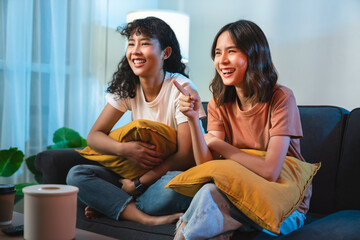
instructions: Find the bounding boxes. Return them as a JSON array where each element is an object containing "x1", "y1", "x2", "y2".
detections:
[
  {"x1": 66, "y1": 165, "x2": 90, "y2": 186},
  {"x1": 192, "y1": 183, "x2": 223, "y2": 204},
  {"x1": 136, "y1": 171, "x2": 193, "y2": 215},
  {"x1": 198, "y1": 183, "x2": 218, "y2": 195}
]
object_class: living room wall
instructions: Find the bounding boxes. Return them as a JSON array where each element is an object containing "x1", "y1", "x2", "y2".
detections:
[
  {"x1": 160, "y1": 0, "x2": 360, "y2": 111},
  {"x1": 105, "y1": 0, "x2": 360, "y2": 112}
]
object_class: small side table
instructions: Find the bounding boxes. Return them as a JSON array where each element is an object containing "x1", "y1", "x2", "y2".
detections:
[{"x1": 0, "y1": 212, "x2": 117, "y2": 240}]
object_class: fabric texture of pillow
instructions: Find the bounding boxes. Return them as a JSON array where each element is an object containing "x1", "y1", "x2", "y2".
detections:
[
  {"x1": 76, "y1": 119, "x2": 177, "y2": 180},
  {"x1": 165, "y1": 149, "x2": 320, "y2": 234}
]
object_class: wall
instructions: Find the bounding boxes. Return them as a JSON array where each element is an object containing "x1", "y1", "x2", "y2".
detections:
[
  {"x1": 104, "y1": 0, "x2": 160, "y2": 127},
  {"x1": 156, "y1": 0, "x2": 360, "y2": 111},
  {"x1": 104, "y1": 0, "x2": 360, "y2": 112}
]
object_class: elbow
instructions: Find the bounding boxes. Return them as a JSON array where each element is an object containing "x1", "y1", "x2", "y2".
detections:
[
  {"x1": 86, "y1": 134, "x2": 95, "y2": 148},
  {"x1": 265, "y1": 175, "x2": 278, "y2": 182},
  {"x1": 262, "y1": 169, "x2": 280, "y2": 182}
]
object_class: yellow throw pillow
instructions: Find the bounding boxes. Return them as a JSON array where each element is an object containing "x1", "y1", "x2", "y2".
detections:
[
  {"x1": 76, "y1": 119, "x2": 177, "y2": 180},
  {"x1": 165, "y1": 149, "x2": 320, "y2": 234}
]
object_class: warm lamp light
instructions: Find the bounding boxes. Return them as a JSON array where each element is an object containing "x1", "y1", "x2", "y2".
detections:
[{"x1": 126, "y1": 10, "x2": 190, "y2": 63}]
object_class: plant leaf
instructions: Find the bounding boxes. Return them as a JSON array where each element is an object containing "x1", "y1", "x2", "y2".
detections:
[
  {"x1": 80, "y1": 137, "x2": 87, "y2": 147},
  {"x1": 14, "y1": 195, "x2": 23, "y2": 205},
  {"x1": 48, "y1": 141, "x2": 70, "y2": 149},
  {"x1": 0, "y1": 147, "x2": 24, "y2": 177},
  {"x1": 15, "y1": 183, "x2": 36, "y2": 196},
  {"x1": 25, "y1": 155, "x2": 43, "y2": 184},
  {"x1": 52, "y1": 127, "x2": 85, "y2": 148},
  {"x1": 25, "y1": 155, "x2": 38, "y2": 175},
  {"x1": 35, "y1": 174, "x2": 43, "y2": 184}
]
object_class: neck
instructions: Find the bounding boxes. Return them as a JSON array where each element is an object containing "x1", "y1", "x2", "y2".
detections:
[
  {"x1": 235, "y1": 87, "x2": 255, "y2": 111},
  {"x1": 140, "y1": 70, "x2": 165, "y2": 102}
]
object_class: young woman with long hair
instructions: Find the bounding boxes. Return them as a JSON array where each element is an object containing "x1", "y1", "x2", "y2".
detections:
[
  {"x1": 67, "y1": 17, "x2": 205, "y2": 225},
  {"x1": 174, "y1": 19, "x2": 310, "y2": 239}
]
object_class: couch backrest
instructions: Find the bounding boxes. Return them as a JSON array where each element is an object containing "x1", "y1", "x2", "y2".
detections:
[
  {"x1": 298, "y1": 106, "x2": 349, "y2": 214},
  {"x1": 336, "y1": 108, "x2": 360, "y2": 211},
  {"x1": 201, "y1": 102, "x2": 208, "y2": 132},
  {"x1": 201, "y1": 103, "x2": 359, "y2": 214}
]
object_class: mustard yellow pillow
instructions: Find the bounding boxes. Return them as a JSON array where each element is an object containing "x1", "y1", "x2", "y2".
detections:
[
  {"x1": 76, "y1": 119, "x2": 177, "y2": 180},
  {"x1": 165, "y1": 149, "x2": 320, "y2": 234}
]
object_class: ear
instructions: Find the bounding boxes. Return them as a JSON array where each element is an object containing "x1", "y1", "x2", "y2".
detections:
[{"x1": 162, "y1": 47, "x2": 172, "y2": 60}]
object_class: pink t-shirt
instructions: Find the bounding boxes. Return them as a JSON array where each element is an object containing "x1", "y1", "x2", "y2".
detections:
[{"x1": 207, "y1": 84, "x2": 311, "y2": 214}]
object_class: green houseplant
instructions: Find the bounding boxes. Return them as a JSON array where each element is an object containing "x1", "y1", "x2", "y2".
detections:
[{"x1": 0, "y1": 127, "x2": 87, "y2": 203}]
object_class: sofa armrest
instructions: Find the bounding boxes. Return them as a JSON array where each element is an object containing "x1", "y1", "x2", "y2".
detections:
[
  {"x1": 278, "y1": 210, "x2": 360, "y2": 239},
  {"x1": 35, "y1": 148, "x2": 99, "y2": 184}
]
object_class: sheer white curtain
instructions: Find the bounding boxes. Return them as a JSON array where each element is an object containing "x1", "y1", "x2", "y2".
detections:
[{"x1": 0, "y1": 0, "x2": 109, "y2": 184}]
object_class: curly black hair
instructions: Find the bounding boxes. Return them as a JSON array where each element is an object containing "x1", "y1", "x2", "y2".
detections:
[
  {"x1": 107, "y1": 17, "x2": 188, "y2": 99},
  {"x1": 210, "y1": 20, "x2": 278, "y2": 106}
]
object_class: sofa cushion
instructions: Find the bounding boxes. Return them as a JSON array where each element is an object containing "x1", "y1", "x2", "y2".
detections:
[
  {"x1": 166, "y1": 149, "x2": 320, "y2": 234},
  {"x1": 76, "y1": 119, "x2": 177, "y2": 180},
  {"x1": 298, "y1": 106, "x2": 348, "y2": 214},
  {"x1": 336, "y1": 108, "x2": 360, "y2": 211}
]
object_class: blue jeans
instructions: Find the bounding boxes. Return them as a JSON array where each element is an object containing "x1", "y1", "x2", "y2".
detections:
[
  {"x1": 177, "y1": 183, "x2": 306, "y2": 240},
  {"x1": 66, "y1": 165, "x2": 192, "y2": 220}
]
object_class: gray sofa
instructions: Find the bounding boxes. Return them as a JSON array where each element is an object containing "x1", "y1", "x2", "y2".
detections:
[{"x1": 35, "y1": 104, "x2": 360, "y2": 239}]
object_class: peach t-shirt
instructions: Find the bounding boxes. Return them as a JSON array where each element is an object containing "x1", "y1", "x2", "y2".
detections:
[{"x1": 207, "y1": 84, "x2": 311, "y2": 214}]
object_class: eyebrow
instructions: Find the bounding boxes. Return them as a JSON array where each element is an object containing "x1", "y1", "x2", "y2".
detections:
[
  {"x1": 215, "y1": 46, "x2": 238, "y2": 50},
  {"x1": 128, "y1": 37, "x2": 152, "y2": 42},
  {"x1": 215, "y1": 46, "x2": 238, "y2": 51}
]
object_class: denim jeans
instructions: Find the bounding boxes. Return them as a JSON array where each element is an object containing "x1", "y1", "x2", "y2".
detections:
[
  {"x1": 177, "y1": 183, "x2": 306, "y2": 240},
  {"x1": 66, "y1": 165, "x2": 192, "y2": 220}
]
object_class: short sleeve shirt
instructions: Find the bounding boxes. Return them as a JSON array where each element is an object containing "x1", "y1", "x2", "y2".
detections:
[
  {"x1": 207, "y1": 84, "x2": 311, "y2": 214},
  {"x1": 105, "y1": 72, "x2": 206, "y2": 130}
]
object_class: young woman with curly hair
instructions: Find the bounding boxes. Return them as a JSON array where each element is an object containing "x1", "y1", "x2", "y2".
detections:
[{"x1": 67, "y1": 17, "x2": 205, "y2": 225}]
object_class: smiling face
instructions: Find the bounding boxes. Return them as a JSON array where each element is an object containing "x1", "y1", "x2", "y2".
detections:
[
  {"x1": 126, "y1": 31, "x2": 165, "y2": 79},
  {"x1": 213, "y1": 30, "x2": 248, "y2": 88}
]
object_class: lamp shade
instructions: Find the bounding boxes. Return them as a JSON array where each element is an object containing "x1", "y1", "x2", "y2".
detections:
[{"x1": 126, "y1": 10, "x2": 190, "y2": 63}]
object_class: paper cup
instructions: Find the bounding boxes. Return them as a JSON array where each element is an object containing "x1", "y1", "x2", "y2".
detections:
[{"x1": 0, "y1": 184, "x2": 16, "y2": 225}]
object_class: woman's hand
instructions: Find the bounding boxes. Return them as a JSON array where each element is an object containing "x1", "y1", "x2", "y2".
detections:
[
  {"x1": 120, "y1": 141, "x2": 164, "y2": 169},
  {"x1": 119, "y1": 179, "x2": 137, "y2": 196},
  {"x1": 173, "y1": 79, "x2": 201, "y2": 120}
]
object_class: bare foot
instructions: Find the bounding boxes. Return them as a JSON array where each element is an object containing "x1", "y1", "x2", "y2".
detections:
[
  {"x1": 118, "y1": 202, "x2": 183, "y2": 225},
  {"x1": 145, "y1": 213, "x2": 183, "y2": 226},
  {"x1": 85, "y1": 206, "x2": 103, "y2": 219},
  {"x1": 174, "y1": 221, "x2": 187, "y2": 240}
]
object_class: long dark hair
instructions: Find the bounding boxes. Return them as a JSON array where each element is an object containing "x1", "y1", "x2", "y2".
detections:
[
  {"x1": 210, "y1": 20, "x2": 278, "y2": 106},
  {"x1": 107, "y1": 17, "x2": 188, "y2": 99}
]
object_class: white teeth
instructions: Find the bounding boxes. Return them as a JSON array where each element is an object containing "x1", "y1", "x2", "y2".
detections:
[
  {"x1": 133, "y1": 59, "x2": 145, "y2": 64},
  {"x1": 222, "y1": 69, "x2": 234, "y2": 74}
]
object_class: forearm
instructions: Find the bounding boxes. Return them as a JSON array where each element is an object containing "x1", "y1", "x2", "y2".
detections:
[
  {"x1": 87, "y1": 131, "x2": 123, "y2": 156},
  {"x1": 208, "y1": 139, "x2": 270, "y2": 178},
  {"x1": 187, "y1": 116, "x2": 214, "y2": 165},
  {"x1": 139, "y1": 150, "x2": 194, "y2": 186}
]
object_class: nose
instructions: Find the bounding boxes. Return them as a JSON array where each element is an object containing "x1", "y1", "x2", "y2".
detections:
[
  {"x1": 219, "y1": 52, "x2": 229, "y2": 64},
  {"x1": 128, "y1": 43, "x2": 141, "y2": 55}
]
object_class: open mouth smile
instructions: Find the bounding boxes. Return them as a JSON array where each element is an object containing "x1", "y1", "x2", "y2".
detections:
[
  {"x1": 221, "y1": 68, "x2": 235, "y2": 76},
  {"x1": 133, "y1": 59, "x2": 146, "y2": 66}
]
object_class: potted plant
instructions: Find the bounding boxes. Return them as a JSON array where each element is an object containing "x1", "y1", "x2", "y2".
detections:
[{"x1": 0, "y1": 127, "x2": 87, "y2": 203}]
